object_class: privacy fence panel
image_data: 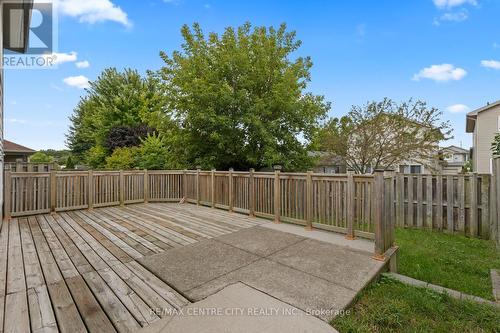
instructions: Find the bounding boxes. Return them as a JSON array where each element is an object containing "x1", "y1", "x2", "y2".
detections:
[{"x1": 393, "y1": 173, "x2": 491, "y2": 239}]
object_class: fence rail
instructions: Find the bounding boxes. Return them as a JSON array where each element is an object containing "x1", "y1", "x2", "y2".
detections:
[{"x1": 4, "y1": 162, "x2": 56, "y2": 172}]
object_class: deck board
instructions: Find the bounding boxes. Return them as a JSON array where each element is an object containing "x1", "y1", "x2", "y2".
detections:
[{"x1": 1, "y1": 203, "x2": 267, "y2": 332}]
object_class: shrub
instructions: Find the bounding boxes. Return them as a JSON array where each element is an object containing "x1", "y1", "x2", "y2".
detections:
[
  {"x1": 137, "y1": 133, "x2": 168, "y2": 170},
  {"x1": 105, "y1": 147, "x2": 139, "y2": 170},
  {"x1": 30, "y1": 152, "x2": 54, "y2": 163},
  {"x1": 86, "y1": 145, "x2": 108, "y2": 169},
  {"x1": 65, "y1": 156, "x2": 76, "y2": 170}
]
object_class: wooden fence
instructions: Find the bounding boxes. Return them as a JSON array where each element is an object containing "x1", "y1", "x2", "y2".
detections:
[
  {"x1": 390, "y1": 173, "x2": 493, "y2": 239},
  {"x1": 2, "y1": 169, "x2": 396, "y2": 258}
]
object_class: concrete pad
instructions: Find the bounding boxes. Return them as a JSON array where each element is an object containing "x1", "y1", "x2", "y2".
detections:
[
  {"x1": 138, "y1": 239, "x2": 259, "y2": 292},
  {"x1": 185, "y1": 259, "x2": 357, "y2": 321},
  {"x1": 140, "y1": 283, "x2": 338, "y2": 333},
  {"x1": 261, "y1": 222, "x2": 374, "y2": 253},
  {"x1": 215, "y1": 226, "x2": 305, "y2": 257},
  {"x1": 269, "y1": 238, "x2": 385, "y2": 291}
]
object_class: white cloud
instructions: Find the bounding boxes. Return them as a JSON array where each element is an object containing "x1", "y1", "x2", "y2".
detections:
[
  {"x1": 446, "y1": 104, "x2": 470, "y2": 113},
  {"x1": 42, "y1": 51, "x2": 77, "y2": 65},
  {"x1": 433, "y1": 0, "x2": 477, "y2": 9},
  {"x1": 439, "y1": 11, "x2": 468, "y2": 22},
  {"x1": 63, "y1": 75, "x2": 90, "y2": 89},
  {"x1": 76, "y1": 60, "x2": 90, "y2": 68},
  {"x1": 48, "y1": 0, "x2": 131, "y2": 27},
  {"x1": 481, "y1": 60, "x2": 500, "y2": 70},
  {"x1": 6, "y1": 118, "x2": 27, "y2": 124},
  {"x1": 412, "y1": 64, "x2": 467, "y2": 82}
]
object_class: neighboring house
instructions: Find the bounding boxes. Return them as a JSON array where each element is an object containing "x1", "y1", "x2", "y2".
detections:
[
  {"x1": 313, "y1": 146, "x2": 469, "y2": 174},
  {"x1": 3, "y1": 139, "x2": 35, "y2": 162},
  {"x1": 309, "y1": 151, "x2": 347, "y2": 174},
  {"x1": 466, "y1": 100, "x2": 500, "y2": 173},
  {"x1": 1, "y1": 1, "x2": 34, "y2": 219},
  {"x1": 439, "y1": 145, "x2": 469, "y2": 174}
]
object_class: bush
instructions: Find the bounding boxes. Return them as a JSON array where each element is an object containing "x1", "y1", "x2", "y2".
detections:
[
  {"x1": 105, "y1": 147, "x2": 139, "y2": 170},
  {"x1": 86, "y1": 145, "x2": 108, "y2": 169},
  {"x1": 30, "y1": 152, "x2": 54, "y2": 163},
  {"x1": 104, "y1": 124, "x2": 155, "y2": 151},
  {"x1": 65, "y1": 156, "x2": 76, "y2": 170},
  {"x1": 136, "y1": 133, "x2": 168, "y2": 170}
]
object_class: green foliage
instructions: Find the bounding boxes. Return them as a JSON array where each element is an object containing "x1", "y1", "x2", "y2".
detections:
[
  {"x1": 86, "y1": 146, "x2": 108, "y2": 169},
  {"x1": 105, "y1": 147, "x2": 139, "y2": 170},
  {"x1": 155, "y1": 22, "x2": 329, "y2": 170},
  {"x1": 313, "y1": 98, "x2": 451, "y2": 173},
  {"x1": 66, "y1": 68, "x2": 167, "y2": 163},
  {"x1": 136, "y1": 134, "x2": 168, "y2": 170},
  {"x1": 462, "y1": 160, "x2": 473, "y2": 173},
  {"x1": 395, "y1": 228, "x2": 500, "y2": 300},
  {"x1": 29, "y1": 152, "x2": 54, "y2": 163},
  {"x1": 492, "y1": 132, "x2": 500, "y2": 157},
  {"x1": 332, "y1": 276, "x2": 500, "y2": 332},
  {"x1": 39, "y1": 149, "x2": 72, "y2": 165},
  {"x1": 65, "y1": 156, "x2": 75, "y2": 170}
]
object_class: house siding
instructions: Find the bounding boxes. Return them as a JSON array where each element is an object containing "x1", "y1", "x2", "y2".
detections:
[
  {"x1": 0, "y1": 4, "x2": 4, "y2": 222},
  {"x1": 474, "y1": 104, "x2": 500, "y2": 173}
]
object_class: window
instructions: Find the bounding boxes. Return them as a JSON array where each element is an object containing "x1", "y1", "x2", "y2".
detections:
[
  {"x1": 498, "y1": 115, "x2": 500, "y2": 131},
  {"x1": 410, "y1": 165, "x2": 422, "y2": 174}
]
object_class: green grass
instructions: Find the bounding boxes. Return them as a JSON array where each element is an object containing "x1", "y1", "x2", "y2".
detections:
[
  {"x1": 395, "y1": 227, "x2": 500, "y2": 300},
  {"x1": 331, "y1": 276, "x2": 500, "y2": 333}
]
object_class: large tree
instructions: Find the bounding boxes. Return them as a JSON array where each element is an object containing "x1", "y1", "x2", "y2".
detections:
[
  {"x1": 66, "y1": 68, "x2": 167, "y2": 165},
  {"x1": 155, "y1": 22, "x2": 330, "y2": 170},
  {"x1": 314, "y1": 98, "x2": 452, "y2": 174}
]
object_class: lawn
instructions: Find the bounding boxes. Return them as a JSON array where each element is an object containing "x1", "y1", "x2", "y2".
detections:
[
  {"x1": 331, "y1": 276, "x2": 500, "y2": 333},
  {"x1": 395, "y1": 227, "x2": 500, "y2": 300}
]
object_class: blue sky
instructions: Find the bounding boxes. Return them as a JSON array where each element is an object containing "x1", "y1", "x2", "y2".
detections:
[{"x1": 4, "y1": 0, "x2": 500, "y2": 150}]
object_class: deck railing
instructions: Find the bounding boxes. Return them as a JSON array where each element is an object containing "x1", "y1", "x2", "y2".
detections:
[{"x1": 2, "y1": 169, "x2": 404, "y2": 258}]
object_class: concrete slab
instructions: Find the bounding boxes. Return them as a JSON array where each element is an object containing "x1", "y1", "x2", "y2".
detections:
[
  {"x1": 261, "y1": 221, "x2": 374, "y2": 253},
  {"x1": 138, "y1": 239, "x2": 260, "y2": 292},
  {"x1": 140, "y1": 283, "x2": 338, "y2": 333},
  {"x1": 269, "y1": 238, "x2": 385, "y2": 291},
  {"x1": 185, "y1": 259, "x2": 357, "y2": 321},
  {"x1": 215, "y1": 226, "x2": 305, "y2": 257}
]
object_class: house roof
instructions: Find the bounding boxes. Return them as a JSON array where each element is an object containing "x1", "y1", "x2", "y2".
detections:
[
  {"x1": 466, "y1": 100, "x2": 500, "y2": 133},
  {"x1": 440, "y1": 145, "x2": 469, "y2": 154},
  {"x1": 4, "y1": 140, "x2": 36, "y2": 154}
]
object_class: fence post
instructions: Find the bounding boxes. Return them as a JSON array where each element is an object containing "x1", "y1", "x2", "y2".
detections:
[
  {"x1": 373, "y1": 170, "x2": 386, "y2": 260},
  {"x1": 182, "y1": 170, "x2": 187, "y2": 203},
  {"x1": 493, "y1": 158, "x2": 500, "y2": 248},
  {"x1": 50, "y1": 170, "x2": 57, "y2": 214},
  {"x1": 211, "y1": 169, "x2": 215, "y2": 208},
  {"x1": 305, "y1": 171, "x2": 313, "y2": 231},
  {"x1": 119, "y1": 170, "x2": 125, "y2": 206},
  {"x1": 4, "y1": 171, "x2": 11, "y2": 220},
  {"x1": 88, "y1": 170, "x2": 93, "y2": 210},
  {"x1": 470, "y1": 173, "x2": 478, "y2": 237},
  {"x1": 346, "y1": 170, "x2": 355, "y2": 239},
  {"x1": 228, "y1": 168, "x2": 234, "y2": 212},
  {"x1": 144, "y1": 170, "x2": 149, "y2": 203},
  {"x1": 274, "y1": 170, "x2": 281, "y2": 223},
  {"x1": 196, "y1": 168, "x2": 200, "y2": 205},
  {"x1": 480, "y1": 174, "x2": 490, "y2": 239},
  {"x1": 249, "y1": 169, "x2": 255, "y2": 217}
]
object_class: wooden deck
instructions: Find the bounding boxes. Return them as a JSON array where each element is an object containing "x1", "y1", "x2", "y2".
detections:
[{"x1": 0, "y1": 203, "x2": 265, "y2": 333}]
